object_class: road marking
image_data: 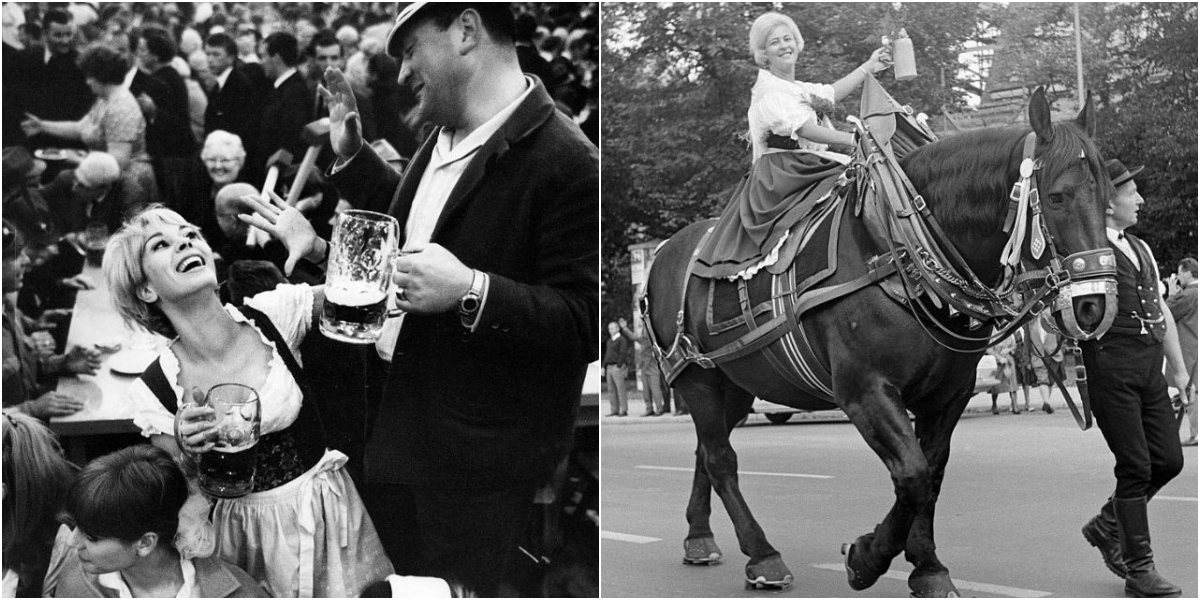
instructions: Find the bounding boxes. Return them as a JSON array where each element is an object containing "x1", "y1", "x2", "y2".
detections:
[
  {"x1": 601, "y1": 531, "x2": 662, "y2": 544},
  {"x1": 811, "y1": 564, "x2": 1052, "y2": 597},
  {"x1": 1155, "y1": 495, "x2": 1197, "y2": 502},
  {"x1": 636, "y1": 465, "x2": 834, "y2": 479}
]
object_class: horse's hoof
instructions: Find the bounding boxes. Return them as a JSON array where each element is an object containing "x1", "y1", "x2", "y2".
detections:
[
  {"x1": 910, "y1": 590, "x2": 960, "y2": 598},
  {"x1": 744, "y1": 574, "x2": 794, "y2": 590},
  {"x1": 841, "y1": 539, "x2": 882, "y2": 591},
  {"x1": 744, "y1": 554, "x2": 793, "y2": 590},
  {"x1": 909, "y1": 572, "x2": 960, "y2": 598},
  {"x1": 682, "y1": 537, "x2": 722, "y2": 565}
]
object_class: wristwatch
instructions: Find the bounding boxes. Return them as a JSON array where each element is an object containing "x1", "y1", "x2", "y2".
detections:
[{"x1": 459, "y1": 269, "x2": 485, "y2": 328}]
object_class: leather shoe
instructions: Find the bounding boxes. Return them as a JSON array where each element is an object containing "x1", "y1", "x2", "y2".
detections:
[
  {"x1": 639, "y1": 411, "x2": 655, "y2": 417},
  {"x1": 1082, "y1": 512, "x2": 1125, "y2": 579},
  {"x1": 1042, "y1": 404, "x2": 1054, "y2": 414}
]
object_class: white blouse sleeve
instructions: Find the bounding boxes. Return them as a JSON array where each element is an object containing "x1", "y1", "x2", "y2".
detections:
[
  {"x1": 128, "y1": 376, "x2": 179, "y2": 438},
  {"x1": 753, "y1": 91, "x2": 819, "y2": 139},
  {"x1": 244, "y1": 283, "x2": 314, "y2": 354}
]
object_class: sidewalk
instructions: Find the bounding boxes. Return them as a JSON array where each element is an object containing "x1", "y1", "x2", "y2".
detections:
[{"x1": 600, "y1": 385, "x2": 1090, "y2": 426}]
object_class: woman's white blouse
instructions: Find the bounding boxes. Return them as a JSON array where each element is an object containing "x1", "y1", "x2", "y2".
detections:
[
  {"x1": 128, "y1": 284, "x2": 314, "y2": 438},
  {"x1": 748, "y1": 69, "x2": 836, "y2": 162}
]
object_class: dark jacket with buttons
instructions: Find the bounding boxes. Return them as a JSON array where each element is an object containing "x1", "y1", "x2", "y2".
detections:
[
  {"x1": 1108, "y1": 233, "x2": 1165, "y2": 344},
  {"x1": 329, "y1": 78, "x2": 598, "y2": 489}
]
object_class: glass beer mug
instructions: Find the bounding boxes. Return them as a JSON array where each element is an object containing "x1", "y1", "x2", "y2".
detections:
[
  {"x1": 194, "y1": 383, "x2": 261, "y2": 498},
  {"x1": 321, "y1": 210, "x2": 402, "y2": 343}
]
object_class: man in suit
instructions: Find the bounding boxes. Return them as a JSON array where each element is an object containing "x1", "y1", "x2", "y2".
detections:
[
  {"x1": 243, "y1": 3, "x2": 597, "y2": 594},
  {"x1": 257, "y1": 32, "x2": 312, "y2": 182},
  {"x1": 1167, "y1": 257, "x2": 1197, "y2": 446},
  {"x1": 135, "y1": 27, "x2": 195, "y2": 159},
  {"x1": 17, "y1": 10, "x2": 92, "y2": 149},
  {"x1": 1079, "y1": 160, "x2": 1189, "y2": 598},
  {"x1": 203, "y1": 33, "x2": 262, "y2": 179}
]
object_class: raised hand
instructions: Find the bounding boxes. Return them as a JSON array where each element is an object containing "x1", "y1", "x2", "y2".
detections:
[
  {"x1": 316, "y1": 67, "x2": 363, "y2": 161},
  {"x1": 236, "y1": 189, "x2": 321, "y2": 276},
  {"x1": 863, "y1": 46, "x2": 893, "y2": 74}
]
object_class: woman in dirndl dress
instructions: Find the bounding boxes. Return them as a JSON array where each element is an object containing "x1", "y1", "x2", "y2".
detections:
[
  {"x1": 103, "y1": 206, "x2": 393, "y2": 597},
  {"x1": 695, "y1": 12, "x2": 892, "y2": 279}
]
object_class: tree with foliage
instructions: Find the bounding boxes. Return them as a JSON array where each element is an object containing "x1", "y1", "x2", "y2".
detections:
[{"x1": 981, "y1": 2, "x2": 1197, "y2": 268}]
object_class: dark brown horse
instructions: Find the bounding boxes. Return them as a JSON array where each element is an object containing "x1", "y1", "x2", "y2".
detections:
[{"x1": 643, "y1": 89, "x2": 1116, "y2": 597}]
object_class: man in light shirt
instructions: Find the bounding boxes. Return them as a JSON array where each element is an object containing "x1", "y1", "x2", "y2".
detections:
[
  {"x1": 242, "y1": 3, "x2": 597, "y2": 595},
  {"x1": 1078, "y1": 159, "x2": 1189, "y2": 598}
]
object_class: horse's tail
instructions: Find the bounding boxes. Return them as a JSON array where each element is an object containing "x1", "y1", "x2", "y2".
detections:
[{"x1": 643, "y1": 219, "x2": 718, "y2": 361}]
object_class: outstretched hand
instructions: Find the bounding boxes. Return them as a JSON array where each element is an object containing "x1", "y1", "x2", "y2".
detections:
[
  {"x1": 862, "y1": 46, "x2": 892, "y2": 74},
  {"x1": 236, "y1": 190, "x2": 321, "y2": 276},
  {"x1": 317, "y1": 67, "x2": 363, "y2": 161}
]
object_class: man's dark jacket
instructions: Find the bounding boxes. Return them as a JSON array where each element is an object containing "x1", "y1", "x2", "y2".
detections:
[
  {"x1": 204, "y1": 66, "x2": 262, "y2": 165},
  {"x1": 258, "y1": 70, "x2": 312, "y2": 176},
  {"x1": 329, "y1": 79, "x2": 598, "y2": 490}
]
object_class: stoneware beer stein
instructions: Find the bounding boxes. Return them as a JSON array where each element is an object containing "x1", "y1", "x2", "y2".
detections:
[
  {"x1": 196, "y1": 383, "x2": 261, "y2": 498},
  {"x1": 321, "y1": 210, "x2": 401, "y2": 343}
]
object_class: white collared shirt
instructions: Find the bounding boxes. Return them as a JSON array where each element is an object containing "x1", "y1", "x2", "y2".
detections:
[
  {"x1": 273, "y1": 67, "x2": 297, "y2": 89},
  {"x1": 371, "y1": 76, "x2": 535, "y2": 360},
  {"x1": 214, "y1": 66, "x2": 232, "y2": 91},
  {"x1": 403, "y1": 76, "x2": 535, "y2": 249},
  {"x1": 122, "y1": 65, "x2": 137, "y2": 91},
  {"x1": 96, "y1": 557, "x2": 196, "y2": 598},
  {"x1": 1107, "y1": 226, "x2": 1140, "y2": 270}
]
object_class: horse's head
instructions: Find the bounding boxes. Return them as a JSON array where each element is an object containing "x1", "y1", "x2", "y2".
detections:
[{"x1": 1024, "y1": 87, "x2": 1117, "y2": 340}]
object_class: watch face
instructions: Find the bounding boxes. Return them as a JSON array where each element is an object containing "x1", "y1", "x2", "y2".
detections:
[{"x1": 460, "y1": 295, "x2": 481, "y2": 313}]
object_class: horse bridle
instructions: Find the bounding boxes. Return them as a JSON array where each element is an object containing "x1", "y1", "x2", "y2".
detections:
[{"x1": 1002, "y1": 132, "x2": 1118, "y2": 343}]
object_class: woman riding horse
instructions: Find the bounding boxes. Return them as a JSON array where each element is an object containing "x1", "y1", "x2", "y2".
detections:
[
  {"x1": 645, "y1": 19, "x2": 1117, "y2": 595},
  {"x1": 695, "y1": 12, "x2": 890, "y2": 280}
]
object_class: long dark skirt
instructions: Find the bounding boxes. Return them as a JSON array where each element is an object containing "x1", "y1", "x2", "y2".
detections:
[{"x1": 694, "y1": 151, "x2": 844, "y2": 279}]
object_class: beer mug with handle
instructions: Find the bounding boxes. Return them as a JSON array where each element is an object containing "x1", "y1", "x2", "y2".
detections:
[
  {"x1": 193, "y1": 383, "x2": 261, "y2": 498},
  {"x1": 321, "y1": 209, "x2": 402, "y2": 343}
]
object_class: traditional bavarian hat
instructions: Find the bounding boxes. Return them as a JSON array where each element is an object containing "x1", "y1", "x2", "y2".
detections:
[
  {"x1": 385, "y1": 2, "x2": 431, "y2": 58},
  {"x1": 384, "y1": 2, "x2": 514, "y2": 59},
  {"x1": 1105, "y1": 158, "x2": 1144, "y2": 188}
]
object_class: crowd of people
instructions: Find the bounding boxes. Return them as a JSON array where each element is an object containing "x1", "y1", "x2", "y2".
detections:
[{"x1": 4, "y1": 2, "x2": 599, "y2": 598}]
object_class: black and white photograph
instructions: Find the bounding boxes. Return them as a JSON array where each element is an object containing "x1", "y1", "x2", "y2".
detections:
[
  {"x1": 3, "y1": 2, "x2": 598, "y2": 597},
  {"x1": 600, "y1": 2, "x2": 1196, "y2": 597}
]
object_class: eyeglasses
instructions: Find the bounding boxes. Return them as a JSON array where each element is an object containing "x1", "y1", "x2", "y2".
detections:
[{"x1": 203, "y1": 157, "x2": 239, "y2": 166}]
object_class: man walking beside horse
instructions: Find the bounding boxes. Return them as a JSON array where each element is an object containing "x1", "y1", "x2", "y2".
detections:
[{"x1": 1079, "y1": 159, "x2": 1190, "y2": 598}]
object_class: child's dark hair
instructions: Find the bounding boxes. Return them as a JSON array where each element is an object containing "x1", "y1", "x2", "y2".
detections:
[
  {"x1": 225, "y1": 260, "x2": 286, "y2": 307},
  {"x1": 62, "y1": 445, "x2": 188, "y2": 542}
]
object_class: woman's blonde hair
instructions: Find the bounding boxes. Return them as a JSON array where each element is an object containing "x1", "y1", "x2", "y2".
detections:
[
  {"x1": 2, "y1": 411, "x2": 77, "y2": 564},
  {"x1": 102, "y1": 205, "x2": 197, "y2": 339},
  {"x1": 749, "y1": 12, "x2": 803, "y2": 69}
]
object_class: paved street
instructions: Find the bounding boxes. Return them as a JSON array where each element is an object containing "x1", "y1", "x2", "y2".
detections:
[{"x1": 600, "y1": 410, "x2": 1198, "y2": 598}]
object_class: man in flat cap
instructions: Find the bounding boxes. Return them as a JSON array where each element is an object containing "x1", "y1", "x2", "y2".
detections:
[
  {"x1": 243, "y1": 3, "x2": 598, "y2": 594},
  {"x1": 1078, "y1": 159, "x2": 1189, "y2": 598}
]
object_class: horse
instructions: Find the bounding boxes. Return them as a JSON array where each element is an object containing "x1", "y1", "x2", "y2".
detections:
[{"x1": 642, "y1": 88, "x2": 1117, "y2": 597}]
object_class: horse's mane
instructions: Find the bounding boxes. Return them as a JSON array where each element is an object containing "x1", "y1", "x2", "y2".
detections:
[{"x1": 899, "y1": 120, "x2": 1109, "y2": 240}]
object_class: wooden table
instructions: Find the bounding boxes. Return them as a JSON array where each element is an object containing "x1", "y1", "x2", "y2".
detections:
[{"x1": 52, "y1": 264, "x2": 166, "y2": 462}]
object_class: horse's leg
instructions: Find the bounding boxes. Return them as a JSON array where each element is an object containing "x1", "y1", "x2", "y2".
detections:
[
  {"x1": 683, "y1": 433, "x2": 722, "y2": 565},
  {"x1": 838, "y1": 381, "x2": 933, "y2": 592},
  {"x1": 904, "y1": 390, "x2": 972, "y2": 598},
  {"x1": 677, "y1": 367, "x2": 793, "y2": 588},
  {"x1": 681, "y1": 378, "x2": 756, "y2": 566}
]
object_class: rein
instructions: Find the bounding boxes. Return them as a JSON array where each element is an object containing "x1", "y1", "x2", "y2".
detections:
[{"x1": 852, "y1": 123, "x2": 1114, "y2": 430}]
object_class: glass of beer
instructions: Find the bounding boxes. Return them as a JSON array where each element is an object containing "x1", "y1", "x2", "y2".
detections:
[
  {"x1": 84, "y1": 221, "x2": 109, "y2": 267},
  {"x1": 197, "y1": 383, "x2": 261, "y2": 498},
  {"x1": 321, "y1": 210, "x2": 400, "y2": 343}
]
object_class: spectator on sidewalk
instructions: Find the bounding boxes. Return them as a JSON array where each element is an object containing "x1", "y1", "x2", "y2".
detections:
[
  {"x1": 618, "y1": 318, "x2": 666, "y2": 416},
  {"x1": 1166, "y1": 257, "x2": 1197, "y2": 446},
  {"x1": 603, "y1": 321, "x2": 632, "y2": 417}
]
